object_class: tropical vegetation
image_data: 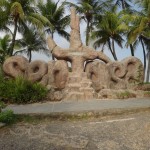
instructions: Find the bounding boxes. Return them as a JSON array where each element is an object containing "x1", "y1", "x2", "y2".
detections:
[{"x1": 0, "y1": 0, "x2": 149, "y2": 82}]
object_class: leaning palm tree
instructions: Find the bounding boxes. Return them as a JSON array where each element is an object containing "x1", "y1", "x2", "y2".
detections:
[
  {"x1": 14, "y1": 25, "x2": 49, "y2": 62},
  {"x1": 0, "y1": 34, "x2": 11, "y2": 64},
  {"x1": 64, "y1": 0, "x2": 112, "y2": 46},
  {"x1": 0, "y1": 0, "x2": 50, "y2": 56},
  {"x1": 92, "y1": 11, "x2": 125, "y2": 61}
]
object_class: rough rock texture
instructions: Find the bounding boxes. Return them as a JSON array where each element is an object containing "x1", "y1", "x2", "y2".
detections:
[
  {"x1": 97, "y1": 89, "x2": 137, "y2": 99},
  {"x1": 64, "y1": 72, "x2": 95, "y2": 100},
  {"x1": 122, "y1": 56, "x2": 144, "y2": 86},
  {"x1": 47, "y1": 7, "x2": 111, "y2": 74},
  {"x1": 47, "y1": 60, "x2": 69, "y2": 89},
  {"x1": 47, "y1": 90, "x2": 64, "y2": 101},
  {"x1": 85, "y1": 61, "x2": 110, "y2": 92},
  {"x1": 108, "y1": 56, "x2": 144, "y2": 89},
  {"x1": 53, "y1": 60, "x2": 69, "y2": 89},
  {"x1": 3, "y1": 56, "x2": 29, "y2": 78},
  {"x1": 85, "y1": 57, "x2": 144, "y2": 91},
  {"x1": 47, "y1": 7, "x2": 112, "y2": 100},
  {"x1": 27, "y1": 60, "x2": 48, "y2": 83},
  {"x1": 108, "y1": 61, "x2": 127, "y2": 89}
]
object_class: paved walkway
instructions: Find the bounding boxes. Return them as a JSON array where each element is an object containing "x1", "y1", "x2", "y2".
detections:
[{"x1": 2, "y1": 98, "x2": 150, "y2": 115}]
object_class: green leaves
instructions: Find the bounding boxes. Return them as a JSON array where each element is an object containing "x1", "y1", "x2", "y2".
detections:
[
  {"x1": 10, "y1": 2, "x2": 24, "y2": 20},
  {"x1": 0, "y1": 76, "x2": 48, "y2": 104}
]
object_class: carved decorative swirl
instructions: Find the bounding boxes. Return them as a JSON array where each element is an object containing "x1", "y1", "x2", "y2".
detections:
[{"x1": 3, "y1": 56, "x2": 29, "y2": 78}]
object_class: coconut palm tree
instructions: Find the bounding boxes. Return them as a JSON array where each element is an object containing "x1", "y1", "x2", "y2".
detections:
[
  {"x1": 0, "y1": 0, "x2": 50, "y2": 56},
  {"x1": 64, "y1": 0, "x2": 112, "y2": 46},
  {"x1": 14, "y1": 25, "x2": 49, "y2": 62},
  {"x1": 126, "y1": 0, "x2": 150, "y2": 75},
  {"x1": 139, "y1": 33, "x2": 150, "y2": 82},
  {"x1": 113, "y1": 0, "x2": 135, "y2": 56},
  {"x1": 37, "y1": 0, "x2": 70, "y2": 40},
  {"x1": 92, "y1": 11, "x2": 125, "y2": 60},
  {"x1": 37, "y1": 0, "x2": 70, "y2": 60}
]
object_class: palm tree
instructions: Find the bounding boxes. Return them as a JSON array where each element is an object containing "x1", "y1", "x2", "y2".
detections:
[
  {"x1": 14, "y1": 25, "x2": 49, "y2": 62},
  {"x1": 37, "y1": 0, "x2": 70, "y2": 60},
  {"x1": 113, "y1": 0, "x2": 135, "y2": 56},
  {"x1": 0, "y1": 34, "x2": 11, "y2": 64},
  {"x1": 64, "y1": 0, "x2": 112, "y2": 46},
  {"x1": 146, "y1": 51, "x2": 150, "y2": 82},
  {"x1": 92, "y1": 11, "x2": 124, "y2": 61},
  {"x1": 140, "y1": 33, "x2": 150, "y2": 82},
  {"x1": 126, "y1": 0, "x2": 150, "y2": 74},
  {"x1": 37, "y1": 0, "x2": 70, "y2": 40},
  {"x1": 0, "y1": 0, "x2": 50, "y2": 56}
]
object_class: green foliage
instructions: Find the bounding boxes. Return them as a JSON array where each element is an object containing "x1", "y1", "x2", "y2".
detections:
[
  {"x1": 0, "y1": 110, "x2": 15, "y2": 124},
  {"x1": 0, "y1": 76, "x2": 48, "y2": 104},
  {"x1": 0, "y1": 101, "x2": 6, "y2": 110}
]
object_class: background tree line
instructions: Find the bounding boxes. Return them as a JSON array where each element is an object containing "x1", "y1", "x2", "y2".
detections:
[{"x1": 0, "y1": 0, "x2": 150, "y2": 82}]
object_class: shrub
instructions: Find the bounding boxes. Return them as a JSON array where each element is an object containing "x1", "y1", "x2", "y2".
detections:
[
  {"x1": 0, "y1": 76, "x2": 48, "y2": 104},
  {"x1": 0, "y1": 101, "x2": 6, "y2": 111},
  {"x1": 0, "y1": 110, "x2": 15, "y2": 124}
]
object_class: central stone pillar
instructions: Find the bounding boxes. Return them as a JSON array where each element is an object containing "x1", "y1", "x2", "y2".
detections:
[{"x1": 64, "y1": 72, "x2": 96, "y2": 100}]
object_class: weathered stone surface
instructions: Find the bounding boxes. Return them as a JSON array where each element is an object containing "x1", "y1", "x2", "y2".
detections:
[
  {"x1": 53, "y1": 60, "x2": 68, "y2": 89},
  {"x1": 85, "y1": 61, "x2": 110, "y2": 92},
  {"x1": 122, "y1": 56, "x2": 144, "y2": 85},
  {"x1": 64, "y1": 72, "x2": 95, "y2": 100},
  {"x1": 47, "y1": 7, "x2": 111, "y2": 74},
  {"x1": 27, "y1": 60, "x2": 48, "y2": 83},
  {"x1": 47, "y1": 90, "x2": 64, "y2": 101},
  {"x1": 3, "y1": 56, "x2": 29, "y2": 78},
  {"x1": 98, "y1": 89, "x2": 136, "y2": 99},
  {"x1": 108, "y1": 61, "x2": 127, "y2": 89}
]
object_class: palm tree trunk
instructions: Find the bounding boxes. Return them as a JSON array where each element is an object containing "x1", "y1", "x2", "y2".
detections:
[
  {"x1": 9, "y1": 16, "x2": 18, "y2": 56},
  {"x1": 51, "y1": 32, "x2": 55, "y2": 61},
  {"x1": 108, "y1": 40, "x2": 117, "y2": 60},
  {"x1": 121, "y1": 0, "x2": 126, "y2": 10},
  {"x1": 140, "y1": 38, "x2": 146, "y2": 72},
  {"x1": 112, "y1": 39, "x2": 118, "y2": 61},
  {"x1": 28, "y1": 49, "x2": 32, "y2": 62},
  {"x1": 130, "y1": 44, "x2": 134, "y2": 56},
  {"x1": 86, "y1": 21, "x2": 90, "y2": 46},
  {"x1": 146, "y1": 52, "x2": 150, "y2": 82}
]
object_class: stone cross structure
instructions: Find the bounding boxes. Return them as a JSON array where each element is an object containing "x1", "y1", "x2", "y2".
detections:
[{"x1": 47, "y1": 7, "x2": 111, "y2": 74}]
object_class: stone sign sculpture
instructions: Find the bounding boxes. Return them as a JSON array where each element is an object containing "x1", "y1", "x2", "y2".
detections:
[{"x1": 2, "y1": 8, "x2": 145, "y2": 101}]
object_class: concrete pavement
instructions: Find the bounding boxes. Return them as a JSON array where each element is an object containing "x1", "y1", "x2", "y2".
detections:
[{"x1": 2, "y1": 98, "x2": 150, "y2": 116}]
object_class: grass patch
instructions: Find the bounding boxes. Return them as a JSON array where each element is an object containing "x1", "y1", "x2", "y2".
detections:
[
  {"x1": 144, "y1": 91, "x2": 150, "y2": 97},
  {"x1": 116, "y1": 91, "x2": 136, "y2": 99},
  {"x1": 0, "y1": 110, "x2": 15, "y2": 124}
]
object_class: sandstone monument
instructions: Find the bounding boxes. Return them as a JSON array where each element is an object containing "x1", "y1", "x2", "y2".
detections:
[{"x1": 2, "y1": 8, "x2": 146, "y2": 101}]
